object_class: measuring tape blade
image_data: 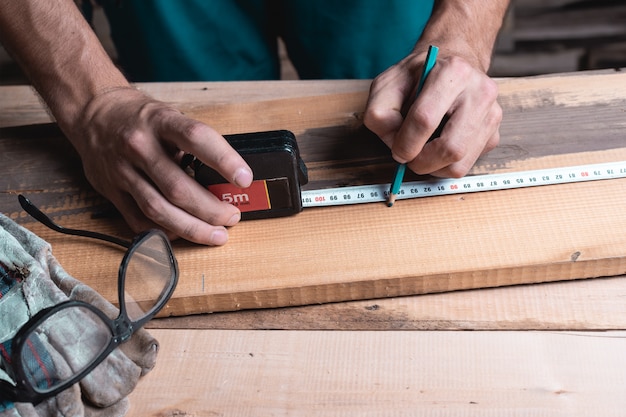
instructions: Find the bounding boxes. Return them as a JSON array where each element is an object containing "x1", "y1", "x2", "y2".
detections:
[{"x1": 301, "y1": 161, "x2": 626, "y2": 208}]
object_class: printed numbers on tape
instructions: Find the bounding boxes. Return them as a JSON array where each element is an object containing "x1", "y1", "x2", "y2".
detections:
[{"x1": 301, "y1": 161, "x2": 626, "y2": 208}]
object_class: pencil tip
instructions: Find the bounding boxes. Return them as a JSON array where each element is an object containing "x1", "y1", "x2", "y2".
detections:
[{"x1": 387, "y1": 194, "x2": 397, "y2": 207}]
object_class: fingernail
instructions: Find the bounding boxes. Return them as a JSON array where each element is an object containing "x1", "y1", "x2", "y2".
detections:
[
  {"x1": 210, "y1": 227, "x2": 229, "y2": 246},
  {"x1": 234, "y1": 167, "x2": 253, "y2": 188},
  {"x1": 226, "y1": 211, "x2": 241, "y2": 226}
]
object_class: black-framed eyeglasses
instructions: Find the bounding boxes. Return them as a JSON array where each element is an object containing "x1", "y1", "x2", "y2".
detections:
[{"x1": 0, "y1": 195, "x2": 178, "y2": 405}]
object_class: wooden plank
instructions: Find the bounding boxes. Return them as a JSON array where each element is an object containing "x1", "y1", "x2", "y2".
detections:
[
  {"x1": 0, "y1": 80, "x2": 372, "y2": 128},
  {"x1": 2, "y1": 72, "x2": 626, "y2": 317},
  {"x1": 127, "y1": 329, "x2": 626, "y2": 416},
  {"x1": 492, "y1": 2, "x2": 626, "y2": 75},
  {"x1": 148, "y1": 275, "x2": 626, "y2": 330},
  {"x1": 512, "y1": 3, "x2": 626, "y2": 41},
  {"x1": 490, "y1": 49, "x2": 585, "y2": 76}
]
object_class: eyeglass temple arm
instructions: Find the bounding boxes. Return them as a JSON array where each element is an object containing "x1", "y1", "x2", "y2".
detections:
[{"x1": 18, "y1": 195, "x2": 131, "y2": 249}]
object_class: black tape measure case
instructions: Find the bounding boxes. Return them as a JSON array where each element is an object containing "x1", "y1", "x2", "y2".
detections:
[{"x1": 193, "y1": 130, "x2": 308, "y2": 220}]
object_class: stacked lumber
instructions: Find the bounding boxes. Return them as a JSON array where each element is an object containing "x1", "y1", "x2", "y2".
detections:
[{"x1": 491, "y1": 0, "x2": 626, "y2": 76}]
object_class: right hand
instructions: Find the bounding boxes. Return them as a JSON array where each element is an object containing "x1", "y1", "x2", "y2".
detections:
[
  {"x1": 364, "y1": 48, "x2": 502, "y2": 179},
  {"x1": 71, "y1": 87, "x2": 253, "y2": 245}
]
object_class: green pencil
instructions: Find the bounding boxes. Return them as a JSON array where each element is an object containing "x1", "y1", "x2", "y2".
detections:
[{"x1": 387, "y1": 44, "x2": 439, "y2": 207}]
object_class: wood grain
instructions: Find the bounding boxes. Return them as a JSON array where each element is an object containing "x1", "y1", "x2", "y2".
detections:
[
  {"x1": 2, "y1": 71, "x2": 626, "y2": 317},
  {"x1": 127, "y1": 329, "x2": 626, "y2": 417},
  {"x1": 148, "y1": 275, "x2": 626, "y2": 330}
]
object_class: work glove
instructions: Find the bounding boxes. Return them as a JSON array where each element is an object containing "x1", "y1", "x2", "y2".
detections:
[{"x1": 0, "y1": 213, "x2": 158, "y2": 417}]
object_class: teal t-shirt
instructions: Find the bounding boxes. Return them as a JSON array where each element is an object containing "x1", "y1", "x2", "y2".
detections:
[{"x1": 98, "y1": 0, "x2": 434, "y2": 82}]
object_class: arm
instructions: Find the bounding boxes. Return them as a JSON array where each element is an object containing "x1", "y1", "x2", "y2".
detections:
[
  {"x1": 0, "y1": 0, "x2": 252, "y2": 245},
  {"x1": 364, "y1": 0, "x2": 510, "y2": 177}
]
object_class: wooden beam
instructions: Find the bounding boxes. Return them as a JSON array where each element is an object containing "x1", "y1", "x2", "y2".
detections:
[
  {"x1": 127, "y1": 329, "x2": 626, "y2": 416},
  {"x1": 148, "y1": 275, "x2": 626, "y2": 330},
  {"x1": 3, "y1": 72, "x2": 626, "y2": 316}
]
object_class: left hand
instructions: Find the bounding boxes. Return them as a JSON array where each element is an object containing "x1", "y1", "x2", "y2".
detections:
[{"x1": 363, "y1": 48, "x2": 502, "y2": 178}]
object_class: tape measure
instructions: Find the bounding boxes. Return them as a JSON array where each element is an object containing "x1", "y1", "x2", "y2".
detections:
[
  {"x1": 301, "y1": 160, "x2": 626, "y2": 208},
  {"x1": 191, "y1": 130, "x2": 626, "y2": 217}
]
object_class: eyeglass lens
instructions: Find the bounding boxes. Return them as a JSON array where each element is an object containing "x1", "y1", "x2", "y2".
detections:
[
  {"x1": 123, "y1": 233, "x2": 174, "y2": 322},
  {"x1": 19, "y1": 305, "x2": 111, "y2": 394}
]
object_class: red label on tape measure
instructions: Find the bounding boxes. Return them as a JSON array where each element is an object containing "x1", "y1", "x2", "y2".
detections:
[{"x1": 207, "y1": 180, "x2": 271, "y2": 212}]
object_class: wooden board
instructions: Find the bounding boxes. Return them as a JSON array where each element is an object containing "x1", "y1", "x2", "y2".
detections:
[
  {"x1": 2, "y1": 71, "x2": 626, "y2": 317},
  {"x1": 127, "y1": 329, "x2": 626, "y2": 416},
  {"x1": 147, "y1": 275, "x2": 626, "y2": 330}
]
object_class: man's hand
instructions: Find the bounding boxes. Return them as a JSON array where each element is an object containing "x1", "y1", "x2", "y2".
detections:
[
  {"x1": 364, "y1": 48, "x2": 502, "y2": 178},
  {"x1": 0, "y1": 0, "x2": 254, "y2": 245},
  {"x1": 364, "y1": 0, "x2": 509, "y2": 178},
  {"x1": 75, "y1": 88, "x2": 253, "y2": 245}
]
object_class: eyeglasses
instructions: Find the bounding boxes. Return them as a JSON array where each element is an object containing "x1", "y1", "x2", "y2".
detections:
[{"x1": 0, "y1": 195, "x2": 178, "y2": 405}]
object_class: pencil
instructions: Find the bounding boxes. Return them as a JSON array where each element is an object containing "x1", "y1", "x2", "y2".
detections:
[{"x1": 387, "y1": 44, "x2": 439, "y2": 207}]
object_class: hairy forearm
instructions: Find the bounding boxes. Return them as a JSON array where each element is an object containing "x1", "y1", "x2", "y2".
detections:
[
  {"x1": 0, "y1": 0, "x2": 129, "y2": 133},
  {"x1": 418, "y1": 0, "x2": 511, "y2": 71}
]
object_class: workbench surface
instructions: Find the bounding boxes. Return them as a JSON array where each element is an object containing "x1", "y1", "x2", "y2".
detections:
[{"x1": 1, "y1": 71, "x2": 626, "y2": 415}]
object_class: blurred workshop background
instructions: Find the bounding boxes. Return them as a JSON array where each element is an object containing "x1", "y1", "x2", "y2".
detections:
[{"x1": 1, "y1": 0, "x2": 625, "y2": 84}]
